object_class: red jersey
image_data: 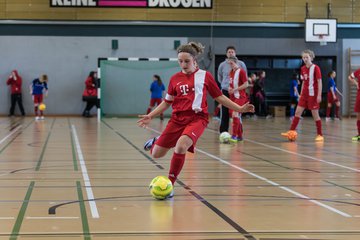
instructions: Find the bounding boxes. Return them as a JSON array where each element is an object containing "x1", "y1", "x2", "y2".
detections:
[
  {"x1": 351, "y1": 69, "x2": 360, "y2": 112},
  {"x1": 83, "y1": 76, "x2": 97, "y2": 97},
  {"x1": 300, "y1": 64, "x2": 322, "y2": 97},
  {"x1": 351, "y1": 69, "x2": 360, "y2": 94},
  {"x1": 164, "y1": 69, "x2": 222, "y2": 118},
  {"x1": 229, "y1": 68, "x2": 247, "y2": 99},
  {"x1": 6, "y1": 71, "x2": 22, "y2": 94}
]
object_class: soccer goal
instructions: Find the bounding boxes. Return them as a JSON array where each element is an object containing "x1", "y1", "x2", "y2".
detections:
[{"x1": 97, "y1": 57, "x2": 179, "y2": 121}]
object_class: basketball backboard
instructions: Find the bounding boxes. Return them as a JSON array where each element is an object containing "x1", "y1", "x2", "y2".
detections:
[{"x1": 305, "y1": 18, "x2": 337, "y2": 43}]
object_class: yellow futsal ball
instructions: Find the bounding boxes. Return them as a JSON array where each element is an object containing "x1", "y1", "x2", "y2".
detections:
[
  {"x1": 149, "y1": 176, "x2": 173, "y2": 200},
  {"x1": 39, "y1": 103, "x2": 46, "y2": 111}
]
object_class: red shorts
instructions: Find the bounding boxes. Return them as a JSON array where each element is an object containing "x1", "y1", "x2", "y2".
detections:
[
  {"x1": 355, "y1": 91, "x2": 360, "y2": 113},
  {"x1": 149, "y1": 98, "x2": 162, "y2": 107},
  {"x1": 327, "y1": 92, "x2": 340, "y2": 104},
  {"x1": 155, "y1": 115, "x2": 208, "y2": 153},
  {"x1": 33, "y1": 94, "x2": 43, "y2": 104},
  {"x1": 229, "y1": 96, "x2": 248, "y2": 115},
  {"x1": 298, "y1": 95, "x2": 319, "y2": 110}
]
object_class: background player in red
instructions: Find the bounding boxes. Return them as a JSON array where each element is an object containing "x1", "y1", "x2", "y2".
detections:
[
  {"x1": 282, "y1": 50, "x2": 324, "y2": 141},
  {"x1": 82, "y1": 71, "x2": 99, "y2": 117},
  {"x1": 146, "y1": 74, "x2": 165, "y2": 120},
  {"x1": 30, "y1": 74, "x2": 48, "y2": 120},
  {"x1": 217, "y1": 46, "x2": 248, "y2": 133},
  {"x1": 6, "y1": 70, "x2": 25, "y2": 116},
  {"x1": 348, "y1": 69, "x2": 360, "y2": 141},
  {"x1": 326, "y1": 70, "x2": 342, "y2": 121},
  {"x1": 137, "y1": 42, "x2": 254, "y2": 198},
  {"x1": 228, "y1": 56, "x2": 248, "y2": 142}
]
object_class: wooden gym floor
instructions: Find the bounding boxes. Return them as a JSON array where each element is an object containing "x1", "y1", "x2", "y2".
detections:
[{"x1": 0, "y1": 116, "x2": 359, "y2": 240}]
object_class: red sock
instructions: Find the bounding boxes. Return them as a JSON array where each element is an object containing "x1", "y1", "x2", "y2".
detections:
[
  {"x1": 214, "y1": 106, "x2": 220, "y2": 116},
  {"x1": 34, "y1": 106, "x2": 38, "y2": 116},
  {"x1": 146, "y1": 108, "x2": 151, "y2": 114},
  {"x1": 40, "y1": 110, "x2": 43, "y2": 116},
  {"x1": 290, "y1": 116, "x2": 300, "y2": 130},
  {"x1": 326, "y1": 107, "x2": 331, "y2": 117},
  {"x1": 316, "y1": 120, "x2": 322, "y2": 136},
  {"x1": 232, "y1": 117, "x2": 239, "y2": 137},
  {"x1": 237, "y1": 115, "x2": 243, "y2": 138},
  {"x1": 168, "y1": 152, "x2": 185, "y2": 185},
  {"x1": 357, "y1": 120, "x2": 360, "y2": 136},
  {"x1": 335, "y1": 106, "x2": 339, "y2": 118}
]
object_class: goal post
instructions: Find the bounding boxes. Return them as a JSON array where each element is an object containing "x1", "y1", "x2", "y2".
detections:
[{"x1": 97, "y1": 57, "x2": 179, "y2": 122}]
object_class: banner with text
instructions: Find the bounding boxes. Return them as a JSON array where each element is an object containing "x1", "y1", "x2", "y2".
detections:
[{"x1": 51, "y1": 0, "x2": 212, "y2": 8}]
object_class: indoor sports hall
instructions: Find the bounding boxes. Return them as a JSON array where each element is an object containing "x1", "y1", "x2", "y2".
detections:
[{"x1": 0, "y1": 1, "x2": 360, "y2": 239}]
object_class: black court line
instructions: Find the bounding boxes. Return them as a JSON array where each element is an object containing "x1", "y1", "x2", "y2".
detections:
[
  {"x1": 0, "y1": 119, "x2": 34, "y2": 155},
  {"x1": 2, "y1": 231, "x2": 359, "y2": 238},
  {"x1": 101, "y1": 120, "x2": 258, "y2": 240},
  {"x1": 236, "y1": 150, "x2": 321, "y2": 173},
  {"x1": 237, "y1": 119, "x2": 360, "y2": 160},
  {"x1": 0, "y1": 164, "x2": 77, "y2": 176},
  {"x1": 207, "y1": 124, "x2": 360, "y2": 162},
  {"x1": 45, "y1": 120, "x2": 360, "y2": 239},
  {"x1": 324, "y1": 180, "x2": 360, "y2": 195}
]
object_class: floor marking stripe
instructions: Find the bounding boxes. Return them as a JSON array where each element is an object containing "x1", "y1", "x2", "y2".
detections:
[
  {"x1": 196, "y1": 148, "x2": 352, "y2": 218},
  {"x1": 10, "y1": 181, "x2": 35, "y2": 240},
  {"x1": 102, "y1": 120, "x2": 256, "y2": 240},
  {"x1": 245, "y1": 138, "x2": 360, "y2": 172},
  {"x1": 208, "y1": 128, "x2": 360, "y2": 173},
  {"x1": 26, "y1": 216, "x2": 79, "y2": 219},
  {"x1": 76, "y1": 181, "x2": 91, "y2": 239},
  {"x1": 68, "y1": 118, "x2": 78, "y2": 171},
  {"x1": 148, "y1": 127, "x2": 352, "y2": 217},
  {"x1": 0, "y1": 125, "x2": 21, "y2": 145},
  {"x1": 71, "y1": 125, "x2": 99, "y2": 219}
]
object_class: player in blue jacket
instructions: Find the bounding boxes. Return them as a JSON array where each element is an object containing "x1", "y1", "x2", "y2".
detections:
[
  {"x1": 146, "y1": 74, "x2": 165, "y2": 120},
  {"x1": 30, "y1": 74, "x2": 48, "y2": 120}
]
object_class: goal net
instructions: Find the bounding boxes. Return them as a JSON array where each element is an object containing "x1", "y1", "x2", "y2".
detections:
[{"x1": 98, "y1": 58, "x2": 179, "y2": 119}]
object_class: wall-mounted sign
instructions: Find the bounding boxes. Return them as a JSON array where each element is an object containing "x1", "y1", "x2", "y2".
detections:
[{"x1": 50, "y1": 0, "x2": 212, "y2": 8}]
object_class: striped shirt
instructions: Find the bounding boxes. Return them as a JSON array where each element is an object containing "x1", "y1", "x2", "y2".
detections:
[
  {"x1": 164, "y1": 69, "x2": 222, "y2": 116},
  {"x1": 300, "y1": 64, "x2": 322, "y2": 97}
]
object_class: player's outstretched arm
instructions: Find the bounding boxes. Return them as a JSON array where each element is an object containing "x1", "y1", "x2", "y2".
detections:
[
  {"x1": 215, "y1": 95, "x2": 255, "y2": 113},
  {"x1": 137, "y1": 101, "x2": 171, "y2": 128}
]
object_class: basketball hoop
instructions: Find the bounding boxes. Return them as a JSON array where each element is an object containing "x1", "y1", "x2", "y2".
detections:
[{"x1": 319, "y1": 34, "x2": 327, "y2": 46}]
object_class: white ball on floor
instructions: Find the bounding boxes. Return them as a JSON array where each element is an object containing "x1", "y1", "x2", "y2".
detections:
[{"x1": 219, "y1": 132, "x2": 231, "y2": 143}]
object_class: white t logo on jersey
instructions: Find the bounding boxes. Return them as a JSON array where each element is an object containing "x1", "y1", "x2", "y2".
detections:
[{"x1": 179, "y1": 84, "x2": 190, "y2": 95}]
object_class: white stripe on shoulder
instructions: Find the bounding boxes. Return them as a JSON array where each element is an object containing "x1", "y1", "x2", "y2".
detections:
[
  {"x1": 233, "y1": 69, "x2": 240, "y2": 99},
  {"x1": 308, "y1": 65, "x2": 315, "y2": 96},
  {"x1": 192, "y1": 70, "x2": 206, "y2": 113}
]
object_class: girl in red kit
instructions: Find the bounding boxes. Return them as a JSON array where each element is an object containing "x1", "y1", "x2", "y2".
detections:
[
  {"x1": 6, "y1": 70, "x2": 25, "y2": 116},
  {"x1": 228, "y1": 56, "x2": 249, "y2": 142},
  {"x1": 348, "y1": 69, "x2": 360, "y2": 141},
  {"x1": 137, "y1": 42, "x2": 254, "y2": 198},
  {"x1": 282, "y1": 49, "x2": 324, "y2": 141}
]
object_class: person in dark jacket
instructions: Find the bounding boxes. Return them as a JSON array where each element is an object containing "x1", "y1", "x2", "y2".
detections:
[
  {"x1": 7, "y1": 70, "x2": 25, "y2": 116},
  {"x1": 82, "y1": 71, "x2": 99, "y2": 117}
]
